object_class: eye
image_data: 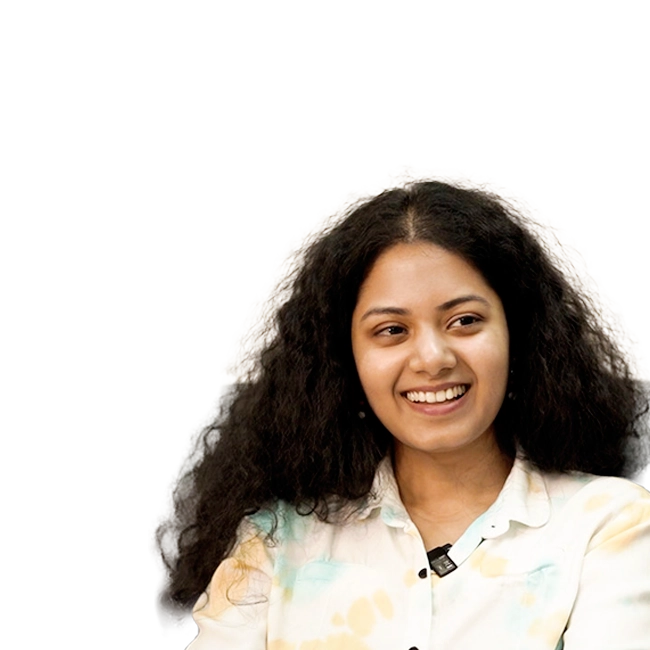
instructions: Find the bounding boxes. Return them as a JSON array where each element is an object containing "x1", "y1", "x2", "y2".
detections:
[
  {"x1": 376, "y1": 324, "x2": 407, "y2": 337},
  {"x1": 450, "y1": 314, "x2": 482, "y2": 329}
]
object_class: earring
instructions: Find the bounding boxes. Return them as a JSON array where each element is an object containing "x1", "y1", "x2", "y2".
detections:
[
  {"x1": 507, "y1": 367, "x2": 516, "y2": 400},
  {"x1": 358, "y1": 398, "x2": 367, "y2": 419}
]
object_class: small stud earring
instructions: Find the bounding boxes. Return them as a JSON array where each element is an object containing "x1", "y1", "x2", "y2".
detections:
[
  {"x1": 358, "y1": 398, "x2": 367, "y2": 419},
  {"x1": 507, "y1": 367, "x2": 516, "y2": 400}
]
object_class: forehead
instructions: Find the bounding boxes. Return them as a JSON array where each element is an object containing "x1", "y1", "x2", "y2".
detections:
[{"x1": 355, "y1": 242, "x2": 497, "y2": 307}]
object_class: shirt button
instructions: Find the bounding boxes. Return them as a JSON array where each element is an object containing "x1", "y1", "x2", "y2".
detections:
[{"x1": 418, "y1": 568, "x2": 428, "y2": 579}]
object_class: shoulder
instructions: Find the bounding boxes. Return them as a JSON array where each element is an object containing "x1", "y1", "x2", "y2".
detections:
[
  {"x1": 542, "y1": 468, "x2": 650, "y2": 507},
  {"x1": 240, "y1": 496, "x2": 389, "y2": 574},
  {"x1": 246, "y1": 501, "x2": 320, "y2": 540},
  {"x1": 540, "y1": 469, "x2": 650, "y2": 548}
]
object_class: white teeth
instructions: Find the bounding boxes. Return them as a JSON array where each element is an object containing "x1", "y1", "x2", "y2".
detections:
[{"x1": 405, "y1": 385, "x2": 467, "y2": 404}]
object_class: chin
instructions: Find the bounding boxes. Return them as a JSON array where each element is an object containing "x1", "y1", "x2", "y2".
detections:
[{"x1": 392, "y1": 427, "x2": 499, "y2": 457}]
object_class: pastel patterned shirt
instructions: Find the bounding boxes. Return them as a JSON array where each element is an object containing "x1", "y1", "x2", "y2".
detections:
[{"x1": 188, "y1": 457, "x2": 650, "y2": 649}]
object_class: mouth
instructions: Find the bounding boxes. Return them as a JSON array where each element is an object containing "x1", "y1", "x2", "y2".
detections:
[
  {"x1": 402, "y1": 384, "x2": 471, "y2": 415},
  {"x1": 403, "y1": 384, "x2": 469, "y2": 405}
]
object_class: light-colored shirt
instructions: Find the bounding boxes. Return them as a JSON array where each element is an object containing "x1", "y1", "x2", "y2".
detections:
[{"x1": 188, "y1": 457, "x2": 650, "y2": 650}]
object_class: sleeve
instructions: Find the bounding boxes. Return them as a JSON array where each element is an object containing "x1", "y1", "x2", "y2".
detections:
[
  {"x1": 186, "y1": 520, "x2": 274, "y2": 650},
  {"x1": 562, "y1": 481, "x2": 650, "y2": 649}
]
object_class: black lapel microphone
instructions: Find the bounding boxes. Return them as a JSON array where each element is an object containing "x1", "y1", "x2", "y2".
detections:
[{"x1": 427, "y1": 544, "x2": 458, "y2": 577}]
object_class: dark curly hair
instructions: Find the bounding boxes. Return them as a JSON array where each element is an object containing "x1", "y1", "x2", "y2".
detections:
[{"x1": 157, "y1": 180, "x2": 648, "y2": 610}]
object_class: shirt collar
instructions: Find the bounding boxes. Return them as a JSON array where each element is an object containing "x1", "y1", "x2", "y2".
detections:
[
  {"x1": 479, "y1": 456, "x2": 551, "y2": 538},
  {"x1": 357, "y1": 456, "x2": 409, "y2": 527},
  {"x1": 356, "y1": 455, "x2": 551, "y2": 536}
]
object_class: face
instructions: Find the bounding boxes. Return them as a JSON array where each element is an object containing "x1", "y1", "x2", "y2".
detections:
[{"x1": 351, "y1": 242, "x2": 510, "y2": 459}]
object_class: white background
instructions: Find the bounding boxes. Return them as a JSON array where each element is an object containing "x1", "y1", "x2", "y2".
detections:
[{"x1": 2, "y1": 2, "x2": 649, "y2": 648}]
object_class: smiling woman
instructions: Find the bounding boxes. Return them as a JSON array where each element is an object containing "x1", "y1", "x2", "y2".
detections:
[
  {"x1": 350, "y1": 244, "x2": 510, "y2": 455},
  {"x1": 158, "y1": 181, "x2": 650, "y2": 649},
  {"x1": 351, "y1": 243, "x2": 512, "y2": 550}
]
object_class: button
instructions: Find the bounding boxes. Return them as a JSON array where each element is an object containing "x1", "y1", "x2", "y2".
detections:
[
  {"x1": 418, "y1": 568, "x2": 428, "y2": 579},
  {"x1": 408, "y1": 647, "x2": 419, "y2": 650}
]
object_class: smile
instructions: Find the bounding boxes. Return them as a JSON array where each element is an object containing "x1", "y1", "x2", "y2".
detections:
[{"x1": 404, "y1": 385, "x2": 468, "y2": 404}]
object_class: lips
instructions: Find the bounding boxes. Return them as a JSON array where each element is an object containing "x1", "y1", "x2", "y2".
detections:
[
  {"x1": 402, "y1": 381, "x2": 471, "y2": 395},
  {"x1": 400, "y1": 383, "x2": 471, "y2": 404},
  {"x1": 402, "y1": 384, "x2": 471, "y2": 415}
]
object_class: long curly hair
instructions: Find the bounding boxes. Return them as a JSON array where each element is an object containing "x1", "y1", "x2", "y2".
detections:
[{"x1": 157, "y1": 180, "x2": 648, "y2": 610}]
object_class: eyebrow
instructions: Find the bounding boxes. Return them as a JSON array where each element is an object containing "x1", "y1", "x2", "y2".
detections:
[{"x1": 359, "y1": 294, "x2": 490, "y2": 322}]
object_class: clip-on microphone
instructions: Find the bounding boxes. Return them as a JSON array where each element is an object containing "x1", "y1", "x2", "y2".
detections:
[{"x1": 427, "y1": 544, "x2": 458, "y2": 577}]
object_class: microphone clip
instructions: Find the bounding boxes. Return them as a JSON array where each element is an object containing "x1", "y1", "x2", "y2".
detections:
[{"x1": 427, "y1": 543, "x2": 458, "y2": 577}]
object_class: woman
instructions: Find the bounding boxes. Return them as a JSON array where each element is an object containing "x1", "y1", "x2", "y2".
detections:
[{"x1": 158, "y1": 181, "x2": 650, "y2": 649}]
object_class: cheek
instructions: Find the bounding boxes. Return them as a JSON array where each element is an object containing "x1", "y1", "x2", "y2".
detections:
[
  {"x1": 461, "y1": 331, "x2": 509, "y2": 387},
  {"x1": 480, "y1": 338, "x2": 510, "y2": 396},
  {"x1": 354, "y1": 348, "x2": 402, "y2": 396}
]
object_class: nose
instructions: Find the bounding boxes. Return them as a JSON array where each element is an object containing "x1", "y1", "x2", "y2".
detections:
[{"x1": 408, "y1": 328, "x2": 457, "y2": 376}]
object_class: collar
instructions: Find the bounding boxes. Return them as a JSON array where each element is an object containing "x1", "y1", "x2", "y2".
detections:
[{"x1": 356, "y1": 455, "x2": 551, "y2": 538}]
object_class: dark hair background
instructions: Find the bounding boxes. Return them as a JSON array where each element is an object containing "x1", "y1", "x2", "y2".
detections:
[{"x1": 157, "y1": 180, "x2": 649, "y2": 610}]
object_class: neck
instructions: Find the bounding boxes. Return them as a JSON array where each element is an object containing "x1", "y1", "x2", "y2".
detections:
[{"x1": 393, "y1": 434, "x2": 514, "y2": 519}]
